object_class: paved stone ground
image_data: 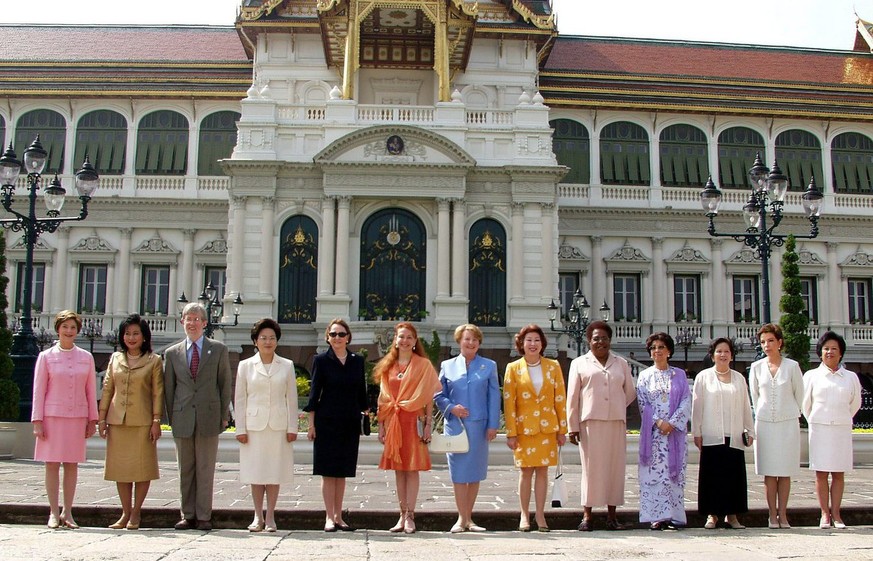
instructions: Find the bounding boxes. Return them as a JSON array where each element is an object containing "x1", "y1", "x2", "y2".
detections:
[
  {"x1": 2, "y1": 458, "x2": 873, "y2": 531},
  {"x1": 3, "y1": 523, "x2": 873, "y2": 561}
]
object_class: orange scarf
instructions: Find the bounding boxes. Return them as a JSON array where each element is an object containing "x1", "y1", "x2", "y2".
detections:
[{"x1": 377, "y1": 354, "x2": 441, "y2": 464}]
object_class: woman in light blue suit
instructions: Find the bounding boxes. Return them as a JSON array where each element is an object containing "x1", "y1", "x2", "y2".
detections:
[{"x1": 435, "y1": 324, "x2": 501, "y2": 533}]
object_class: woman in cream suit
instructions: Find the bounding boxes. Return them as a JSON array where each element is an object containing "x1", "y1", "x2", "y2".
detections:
[
  {"x1": 503, "y1": 324, "x2": 567, "y2": 532},
  {"x1": 748, "y1": 323, "x2": 804, "y2": 529},
  {"x1": 234, "y1": 318, "x2": 298, "y2": 532}
]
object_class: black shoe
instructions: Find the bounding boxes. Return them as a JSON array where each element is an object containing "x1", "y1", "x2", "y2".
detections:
[
  {"x1": 197, "y1": 520, "x2": 212, "y2": 531},
  {"x1": 174, "y1": 518, "x2": 196, "y2": 530},
  {"x1": 650, "y1": 521, "x2": 664, "y2": 531},
  {"x1": 336, "y1": 522, "x2": 355, "y2": 532},
  {"x1": 577, "y1": 519, "x2": 593, "y2": 532}
]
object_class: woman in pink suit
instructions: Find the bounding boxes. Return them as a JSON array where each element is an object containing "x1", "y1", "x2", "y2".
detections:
[{"x1": 31, "y1": 310, "x2": 98, "y2": 529}]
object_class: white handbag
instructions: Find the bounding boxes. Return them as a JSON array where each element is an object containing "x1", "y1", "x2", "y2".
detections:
[
  {"x1": 429, "y1": 409, "x2": 469, "y2": 454},
  {"x1": 551, "y1": 448, "x2": 568, "y2": 507}
]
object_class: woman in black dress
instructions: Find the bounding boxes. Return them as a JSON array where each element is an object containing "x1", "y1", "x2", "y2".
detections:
[{"x1": 305, "y1": 318, "x2": 369, "y2": 532}]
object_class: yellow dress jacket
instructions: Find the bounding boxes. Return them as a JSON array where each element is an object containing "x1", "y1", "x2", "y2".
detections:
[
  {"x1": 503, "y1": 357, "x2": 567, "y2": 438},
  {"x1": 100, "y1": 351, "x2": 164, "y2": 427}
]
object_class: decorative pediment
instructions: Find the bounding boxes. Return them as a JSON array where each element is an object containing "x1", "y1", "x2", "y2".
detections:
[
  {"x1": 605, "y1": 240, "x2": 650, "y2": 274},
  {"x1": 131, "y1": 232, "x2": 180, "y2": 265},
  {"x1": 315, "y1": 125, "x2": 475, "y2": 166},
  {"x1": 196, "y1": 236, "x2": 229, "y2": 256},
  {"x1": 665, "y1": 242, "x2": 710, "y2": 275},
  {"x1": 724, "y1": 247, "x2": 762, "y2": 275},
  {"x1": 557, "y1": 239, "x2": 589, "y2": 263},
  {"x1": 6, "y1": 236, "x2": 53, "y2": 262},
  {"x1": 840, "y1": 246, "x2": 873, "y2": 276},
  {"x1": 69, "y1": 231, "x2": 117, "y2": 264},
  {"x1": 797, "y1": 244, "x2": 826, "y2": 268}
]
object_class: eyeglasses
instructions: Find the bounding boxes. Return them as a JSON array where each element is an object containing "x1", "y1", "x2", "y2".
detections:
[
  {"x1": 591, "y1": 336, "x2": 610, "y2": 342},
  {"x1": 257, "y1": 336, "x2": 277, "y2": 342},
  {"x1": 328, "y1": 332, "x2": 348, "y2": 338}
]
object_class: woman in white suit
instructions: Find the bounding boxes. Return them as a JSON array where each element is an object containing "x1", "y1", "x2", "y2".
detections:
[{"x1": 234, "y1": 318, "x2": 298, "y2": 532}]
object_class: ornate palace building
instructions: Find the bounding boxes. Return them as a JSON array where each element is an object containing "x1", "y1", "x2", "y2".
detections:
[{"x1": 3, "y1": 0, "x2": 873, "y2": 374}]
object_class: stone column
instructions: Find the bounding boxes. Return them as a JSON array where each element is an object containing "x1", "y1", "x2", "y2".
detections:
[
  {"x1": 540, "y1": 203, "x2": 555, "y2": 299},
  {"x1": 334, "y1": 196, "x2": 351, "y2": 296},
  {"x1": 826, "y1": 242, "x2": 842, "y2": 325},
  {"x1": 116, "y1": 228, "x2": 132, "y2": 316},
  {"x1": 260, "y1": 197, "x2": 275, "y2": 296},
  {"x1": 652, "y1": 237, "x2": 665, "y2": 324},
  {"x1": 591, "y1": 236, "x2": 604, "y2": 309},
  {"x1": 511, "y1": 202, "x2": 524, "y2": 300},
  {"x1": 436, "y1": 198, "x2": 451, "y2": 298},
  {"x1": 710, "y1": 239, "x2": 726, "y2": 323},
  {"x1": 451, "y1": 199, "x2": 466, "y2": 298},
  {"x1": 54, "y1": 227, "x2": 71, "y2": 312},
  {"x1": 230, "y1": 196, "x2": 247, "y2": 299},
  {"x1": 319, "y1": 196, "x2": 336, "y2": 296},
  {"x1": 181, "y1": 229, "x2": 195, "y2": 299}
]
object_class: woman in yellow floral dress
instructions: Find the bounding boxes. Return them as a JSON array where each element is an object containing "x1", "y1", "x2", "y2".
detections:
[{"x1": 503, "y1": 324, "x2": 567, "y2": 532}]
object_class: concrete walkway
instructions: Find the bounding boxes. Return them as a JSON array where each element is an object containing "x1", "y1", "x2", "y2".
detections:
[{"x1": 2, "y1": 456, "x2": 873, "y2": 531}]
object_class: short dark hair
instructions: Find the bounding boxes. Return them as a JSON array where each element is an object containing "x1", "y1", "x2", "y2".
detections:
[
  {"x1": 708, "y1": 337, "x2": 735, "y2": 359},
  {"x1": 586, "y1": 320, "x2": 612, "y2": 341},
  {"x1": 758, "y1": 323, "x2": 784, "y2": 342},
  {"x1": 325, "y1": 318, "x2": 352, "y2": 343},
  {"x1": 118, "y1": 314, "x2": 153, "y2": 354},
  {"x1": 251, "y1": 318, "x2": 282, "y2": 343},
  {"x1": 514, "y1": 324, "x2": 547, "y2": 355},
  {"x1": 646, "y1": 332, "x2": 674, "y2": 358},
  {"x1": 816, "y1": 331, "x2": 846, "y2": 360}
]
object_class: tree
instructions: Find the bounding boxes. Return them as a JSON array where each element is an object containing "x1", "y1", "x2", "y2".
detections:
[
  {"x1": 779, "y1": 235, "x2": 811, "y2": 372},
  {"x1": 0, "y1": 231, "x2": 19, "y2": 421}
]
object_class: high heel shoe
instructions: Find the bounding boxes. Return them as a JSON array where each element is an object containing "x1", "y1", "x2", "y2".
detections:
[
  {"x1": 704, "y1": 515, "x2": 718, "y2": 530},
  {"x1": 126, "y1": 520, "x2": 140, "y2": 531},
  {"x1": 60, "y1": 515, "x2": 80, "y2": 530},
  {"x1": 47, "y1": 513, "x2": 60, "y2": 529},
  {"x1": 108, "y1": 517, "x2": 128, "y2": 530},
  {"x1": 248, "y1": 520, "x2": 265, "y2": 532},
  {"x1": 820, "y1": 515, "x2": 831, "y2": 529},
  {"x1": 833, "y1": 520, "x2": 847, "y2": 529},
  {"x1": 389, "y1": 510, "x2": 406, "y2": 533},
  {"x1": 403, "y1": 511, "x2": 416, "y2": 534}
]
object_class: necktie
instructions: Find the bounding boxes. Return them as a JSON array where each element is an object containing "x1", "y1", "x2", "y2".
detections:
[{"x1": 190, "y1": 343, "x2": 200, "y2": 380}]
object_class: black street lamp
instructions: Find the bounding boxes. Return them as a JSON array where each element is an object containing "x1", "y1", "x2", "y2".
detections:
[
  {"x1": 80, "y1": 318, "x2": 103, "y2": 355},
  {"x1": 547, "y1": 289, "x2": 611, "y2": 355},
  {"x1": 176, "y1": 282, "x2": 244, "y2": 338},
  {"x1": 0, "y1": 136, "x2": 98, "y2": 420},
  {"x1": 675, "y1": 325, "x2": 698, "y2": 370},
  {"x1": 701, "y1": 152, "x2": 823, "y2": 326}
]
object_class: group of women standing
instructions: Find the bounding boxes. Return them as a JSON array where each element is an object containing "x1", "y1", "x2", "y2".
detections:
[{"x1": 28, "y1": 310, "x2": 865, "y2": 533}]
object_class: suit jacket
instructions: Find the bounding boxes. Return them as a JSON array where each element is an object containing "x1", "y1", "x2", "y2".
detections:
[
  {"x1": 31, "y1": 344, "x2": 98, "y2": 421},
  {"x1": 435, "y1": 354, "x2": 500, "y2": 428},
  {"x1": 100, "y1": 351, "x2": 163, "y2": 426},
  {"x1": 163, "y1": 337, "x2": 232, "y2": 438},
  {"x1": 566, "y1": 351, "x2": 636, "y2": 432},
  {"x1": 749, "y1": 356, "x2": 804, "y2": 423},
  {"x1": 502, "y1": 357, "x2": 567, "y2": 438},
  {"x1": 234, "y1": 353, "x2": 297, "y2": 434}
]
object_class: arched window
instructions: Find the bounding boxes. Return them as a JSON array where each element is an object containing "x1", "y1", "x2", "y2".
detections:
[
  {"x1": 15, "y1": 109, "x2": 66, "y2": 174},
  {"x1": 277, "y1": 215, "x2": 318, "y2": 323},
  {"x1": 831, "y1": 132, "x2": 873, "y2": 193},
  {"x1": 359, "y1": 208, "x2": 426, "y2": 321},
  {"x1": 468, "y1": 219, "x2": 506, "y2": 326},
  {"x1": 659, "y1": 124, "x2": 708, "y2": 187},
  {"x1": 198, "y1": 111, "x2": 240, "y2": 176},
  {"x1": 600, "y1": 121, "x2": 650, "y2": 185},
  {"x1": 75, "y1": 110, "x2": 127, "y2": 175},
  {"x1": 775, "y1": 129, "x2": 823, "y2": 191},
  {"x1": 135, "y1": 110, "x2": 188, "y2": 175},
  {"x1": 717, "y1": 127, "x2": 765, "y2": 188},
  {"x1": 550, "y1": 119, "x2": 590, "y2": 184}
]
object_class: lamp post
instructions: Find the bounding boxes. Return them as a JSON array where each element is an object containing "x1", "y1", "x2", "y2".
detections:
[
  {"x1": 0, "y1": 136, "x2": 99, "y2": 420},
  {"x1": 547, "y1": 289, "x2": 611, "y2": 355},
  {"x1": 675, "y1": 325, "x2": 698, "y2": 370},
  {"x1": 177, "y1": 282, "x2": 244, "y2": 338},
  {"x1": 81, "y1": 318, "x2": 103, "y2": 355},
  {"x1": 700, "y1": 153, "x2": 823, "y2": 326}
]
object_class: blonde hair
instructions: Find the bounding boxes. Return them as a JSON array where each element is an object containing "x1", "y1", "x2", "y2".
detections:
[{"x1": 454, "y1": 323, "x2": 483, "y2": 344}]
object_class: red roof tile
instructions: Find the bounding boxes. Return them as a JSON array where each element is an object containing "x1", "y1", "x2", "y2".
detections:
[
  {"x1": 546, "y1": 36, "x2": 873, "y2": 88},
  {"x1": 0, "y1": 25, "x2": 249, "y2": 62}
]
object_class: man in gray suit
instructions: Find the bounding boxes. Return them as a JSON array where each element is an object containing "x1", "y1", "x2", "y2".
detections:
[{"x1": 163, "y1": 302, "x2": 232, "y2": 531}]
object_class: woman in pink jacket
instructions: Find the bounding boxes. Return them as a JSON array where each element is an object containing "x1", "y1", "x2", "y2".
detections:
[{"x1": 31, "y1": 310, "x2": 98, "y2": 529}]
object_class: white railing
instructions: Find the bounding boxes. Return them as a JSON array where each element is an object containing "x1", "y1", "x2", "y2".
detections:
[
  {"x1": 357, "y1": 105, "x2": 435, "y2": 123},
  {"x1": 465, "y1": 110, "x2": 514, "y2": 126},
  {"x1": 135, "y1": 177, "x2": 185, "y2": 190},
  {"x1": 198, "y1": 177, "x2": 229, "y2": 191}
]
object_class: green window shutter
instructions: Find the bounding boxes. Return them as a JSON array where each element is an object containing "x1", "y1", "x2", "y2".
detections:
[
  {"x1": 639, "y1": 151, "x2": 651, "y2": 183},
  {"x1": 601, "y1": 150, "x2": 614, "y2": 183},
  {"x1": 833, "y1": 159, "x2": 848, "y2": 192},
  {"x1": 661, "y1": 154, "x2": 674, "y2": 185}
]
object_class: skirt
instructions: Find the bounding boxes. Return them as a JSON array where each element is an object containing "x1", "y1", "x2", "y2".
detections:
[
  {"x1": 698, "y1": 438, "x2": 748, "y2": 516},
  {"x1": 239, "y1": 428, "x2": 295, "y2": 485},
  {"x1": 34, "y1": 416, "x2": 88, "y2": 463},
  {"x1": 513, "y1": 432, "x2": 558, "y2": 468},
  {"x1": 754, "y1": 418, "x2": 800, "y2": 476},
  {"x1": 578, "y1": 420, "x2": 627, "y2": 507},
  {"x1": 379, "y1": 409, "x2": 431, "y2": 472},
  {"x1": 104, "y1": 424, "x2": 159, "y2": 482},
  {"x1": 808, "y1": 423, "x2": 854, "y2": 472},
  {"x1": 447, "y1": 418, "x2": 488, "y2": 483}
]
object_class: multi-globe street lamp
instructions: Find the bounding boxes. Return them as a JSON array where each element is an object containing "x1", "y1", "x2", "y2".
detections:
[
  {"x1": 176, "y1": 282, "x2": 244, "y2": 338},
  {"x1": 547, "y1": 288, "x2": 611, "y2": 355},
  {"x1": 0, "y1": 136, "x2": 99, "y2": 420},
  {"x1": 700, "y1": 153, "x2": 823, "y2": 326}
]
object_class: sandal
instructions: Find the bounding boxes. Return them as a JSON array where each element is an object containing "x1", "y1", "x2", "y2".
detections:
[
  {"x1": 403, "y1": 511, "x2": 416, "y2": 534},
  {"x1": 650, "y1": 521, "x2": 664, "y2": 531},
  {"x1": 577, "y1": 518, "x2": 593, "y2": 532},
  {"x1": 605, "y1": 519, "x2": 628, "y2": 531},
  {"x1": 704, "y1": 515, "x2": 718, "y2": 530}
]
